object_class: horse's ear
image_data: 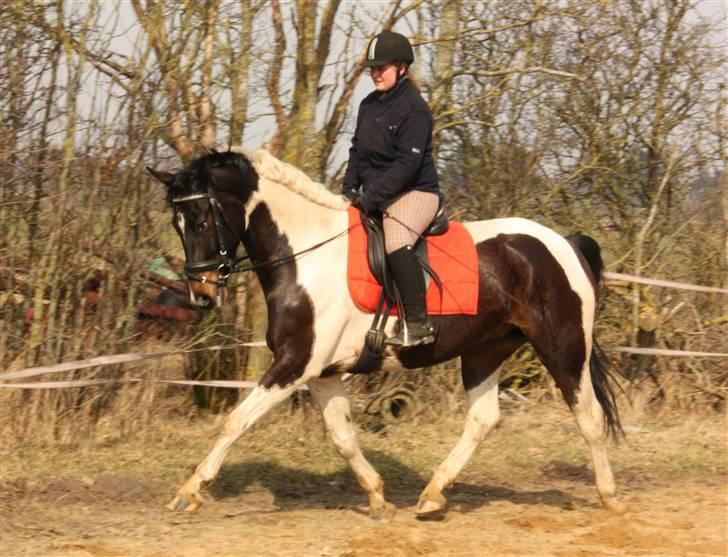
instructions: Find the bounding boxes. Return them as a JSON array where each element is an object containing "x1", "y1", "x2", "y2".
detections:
[{"x1": 146, "y1": 167, "x2": 176, "y2": 188}]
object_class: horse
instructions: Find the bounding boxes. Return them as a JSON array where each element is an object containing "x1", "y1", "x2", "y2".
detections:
[{"x1": 147, "y1": 148, "x2": 626, "y2": 520}]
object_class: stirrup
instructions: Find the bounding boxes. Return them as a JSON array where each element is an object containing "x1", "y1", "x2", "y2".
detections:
[{"x1": 386, "y1": 323, "x2": 435, "y2": 347}]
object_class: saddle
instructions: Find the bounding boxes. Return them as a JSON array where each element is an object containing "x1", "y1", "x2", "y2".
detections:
[{"x1": 360, "y1": 195, "x2": 449, "y2": 303}]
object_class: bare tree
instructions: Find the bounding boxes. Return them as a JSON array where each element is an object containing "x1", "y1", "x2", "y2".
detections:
[{"x1": 2, "y1": 0, "x2": 724, "y2": 426}]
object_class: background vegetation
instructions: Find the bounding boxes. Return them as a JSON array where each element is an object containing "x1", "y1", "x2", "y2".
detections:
[{"x1": 1, "y1": 0, "x2": 725, "y2": 444}]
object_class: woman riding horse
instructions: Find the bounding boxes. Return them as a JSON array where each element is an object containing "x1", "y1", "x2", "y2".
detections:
[{"x1": 343, "y1": 30, "x2": 440, "y2": 347}]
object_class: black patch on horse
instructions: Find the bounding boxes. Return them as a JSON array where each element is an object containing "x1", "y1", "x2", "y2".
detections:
[{"x1": 244, "y1": 203, "x2": 315, "y2": 389}]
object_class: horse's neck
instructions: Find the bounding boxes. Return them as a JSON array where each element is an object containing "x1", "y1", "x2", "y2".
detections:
[
  {"x1": 245, "y1": 179, "x2": 347, "y2": 264},
  {"x1": 266, "y1": 179, "x2": 344, "y2": 231}
]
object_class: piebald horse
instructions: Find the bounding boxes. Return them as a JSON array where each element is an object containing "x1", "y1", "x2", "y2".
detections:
[{"x1": 148, "y1": 148, "x2": 625, "y2": 520}]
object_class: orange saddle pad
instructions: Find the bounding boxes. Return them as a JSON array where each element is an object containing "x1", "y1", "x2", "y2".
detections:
[{"x1": 347, "y1": 206, "x2": 479, "y2": 315}]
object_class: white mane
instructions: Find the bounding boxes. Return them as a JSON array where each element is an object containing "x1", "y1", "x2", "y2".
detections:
[{"x1": 236, "y1": 147, "x2": 348, "y2": 211}]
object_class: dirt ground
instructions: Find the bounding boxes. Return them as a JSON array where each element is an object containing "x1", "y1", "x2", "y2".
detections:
[{"x1": 1, "y1": 403, "x2": 726, "y2": 557}]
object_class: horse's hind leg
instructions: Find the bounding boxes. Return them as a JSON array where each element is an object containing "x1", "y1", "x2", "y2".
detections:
[
  {"x1": 572, "y1": 353, "x2": 626, "y2": 514},
  {"x1": 307, "y1": 375, "x2": 395, "y2": 521},
  {"x1": 530, "y1": 333, "x2": 626, "y2": 514},
  {"x1": 416, "y1": 338, "x2": 523, "y2": 518}
]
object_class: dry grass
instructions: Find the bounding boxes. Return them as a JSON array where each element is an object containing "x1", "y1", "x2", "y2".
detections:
[{"x1": 0, "y1": 340, "x2": 193, "y2": 447}]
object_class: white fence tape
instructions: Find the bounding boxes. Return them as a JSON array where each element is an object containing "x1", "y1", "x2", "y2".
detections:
[
  {"x1": 0, "y1": 379, "x2": 141, "y2": 389},
  {"x1": 604, "y1": 271, "x2": 728, "y2": 294},
  {"x1": 2, "y1": 344, "x2": 725, "y2": 390},
  {"x1": 0, "y1": 378, "x2": 312, "y2": 391},
  {"x1": 606, "y1": 347, "x2": 728, "y2": 358},
  {"x1": 0, "y1": 342, "x2": 267, "y2": 382},
  {"x1": 1, "y1": 273, "x2": 725, "y2": 390}
]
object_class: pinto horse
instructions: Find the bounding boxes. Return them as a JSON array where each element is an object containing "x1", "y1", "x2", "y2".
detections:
[{"x1": 147, "y1": 148, "x2": 625, "y2": 519}]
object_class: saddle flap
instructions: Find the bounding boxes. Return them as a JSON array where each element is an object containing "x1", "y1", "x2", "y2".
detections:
[
  {"x1": 362, "y1": 215, "x2": 395, "y2": 300},
  {"x1": 360, "y1": 212, "x2": 431, "y2": 302}
]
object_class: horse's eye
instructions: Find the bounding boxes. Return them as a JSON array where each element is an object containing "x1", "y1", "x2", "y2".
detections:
[{"x1": 196, "y1": 221, "x2": 209, "y2": 233}]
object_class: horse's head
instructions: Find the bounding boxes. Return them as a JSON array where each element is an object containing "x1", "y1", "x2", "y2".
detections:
[{"x1": 147, "y1": 151, "x2": 258, "y2": 308}]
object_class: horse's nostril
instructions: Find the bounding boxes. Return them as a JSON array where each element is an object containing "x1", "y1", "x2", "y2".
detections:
[{"x1": 195, "y1": 294, "x2": 214, "y2": 309}]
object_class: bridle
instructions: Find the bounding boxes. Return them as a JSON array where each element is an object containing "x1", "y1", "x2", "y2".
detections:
[
  {"x1": 171, "y1": 187, "x2": 249, "y2": 290},
  {"x1": 172, "y1": 187, "x2": 352, "y2": 297}
]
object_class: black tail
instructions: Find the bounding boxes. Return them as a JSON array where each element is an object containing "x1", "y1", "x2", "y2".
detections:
[
  {"x1": 590, "y1": 340, "x2": 623, "y2": 439},
  {"x1": 566, "y1": 233, "x2": 604, "y2": 284},
  {"x1": 566, "y1": 233, "x2": 623, "y2": 439}
]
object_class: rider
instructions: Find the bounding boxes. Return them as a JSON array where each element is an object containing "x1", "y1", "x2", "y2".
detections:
[{"x1": 343, "y1": 30, "x2": 440, "y2": 347}]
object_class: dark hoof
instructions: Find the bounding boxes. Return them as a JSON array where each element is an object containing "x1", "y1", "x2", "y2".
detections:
[
  {"x1": 415, "y1": 507, "x2": 447, "y2": 521},
  {"x1": 166, "y1": 495, "x2": 202, "y2": 512}
]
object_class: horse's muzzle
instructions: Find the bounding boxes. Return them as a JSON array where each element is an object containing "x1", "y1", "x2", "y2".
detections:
[{"x1": 189, "y1": 271, "x2": 227, "y2": 308}]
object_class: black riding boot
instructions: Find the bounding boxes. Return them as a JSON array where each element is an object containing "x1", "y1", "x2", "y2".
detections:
[{"x1": 385, "y1": 245, "x2": 434, "y2": 347}]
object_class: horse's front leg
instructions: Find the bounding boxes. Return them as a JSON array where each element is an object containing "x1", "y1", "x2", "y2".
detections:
[
  {"x1": 307, "y1": 375, "x2": 396, "y2": 521},
  {"x1": 167, "y1": 381, "x2": 300, "y2": 512}
]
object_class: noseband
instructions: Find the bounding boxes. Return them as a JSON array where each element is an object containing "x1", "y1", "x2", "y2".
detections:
[{"x1": 171, "y1": 188, "x2": 248, "y2": 290}]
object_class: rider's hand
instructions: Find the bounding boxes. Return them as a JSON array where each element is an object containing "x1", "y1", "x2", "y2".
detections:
[
  {"x1": 356, "y1": 192, "x2": 376, "y2": 214},
  {"x1": 343, "y1": 188, "x2": 358, "y2": 203}
]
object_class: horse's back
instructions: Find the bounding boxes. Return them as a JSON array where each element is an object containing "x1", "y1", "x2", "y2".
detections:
[
  {"x1": 462, "y1": 217, "x2": 596, "y2": 303},
  {"x1": 463, "y1": 217, "x2": 562, "y2": 245}
]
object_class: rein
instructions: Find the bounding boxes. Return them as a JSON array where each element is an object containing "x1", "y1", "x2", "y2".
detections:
[{"x1": 234, "y1": 228, "x2": 351, "y2": 274}]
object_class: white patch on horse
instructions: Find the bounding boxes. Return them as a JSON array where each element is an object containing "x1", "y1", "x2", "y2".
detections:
[
  {"x1": 175, "y1": 211, "x2": 196, "y2": 304},
  {"x1": 307, "y1": 375, "x2": 389, "y2": 513},
  {"x1": 573, "y1": 335, "x2": 620, "y2": 511},
  {"x1": 417, "y1": 370, "x2": 501, "y2": 514},
  {"x1": 181, "y1": 383, "x2": 301, "y2": 499},
  {"x1": 176, "y1": 212, "x2": 186, "y2": 243},
  {"x1": 238, "y1": 150, "x2": 370, "y2": 367}
]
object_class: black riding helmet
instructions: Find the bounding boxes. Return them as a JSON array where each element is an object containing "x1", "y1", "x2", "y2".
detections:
[{"x1": 364, "y1": 30, "x2": 414, "y2": 67}]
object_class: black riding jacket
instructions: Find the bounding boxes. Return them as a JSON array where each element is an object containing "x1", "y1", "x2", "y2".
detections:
[{"x1": 343, "y1": 77, "x2": 439, "y2": 211}]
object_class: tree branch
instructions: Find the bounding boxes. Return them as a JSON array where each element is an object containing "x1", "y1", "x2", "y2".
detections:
[
  {"x1": 131, "y1": 0, "x2": 194, "y2": 158},
  {"x1": 266, "y1": 0, "x2": 288, "y2": 155},
  {"x1": 199, "y1": 0, "x2": 219, "y2": 150}
]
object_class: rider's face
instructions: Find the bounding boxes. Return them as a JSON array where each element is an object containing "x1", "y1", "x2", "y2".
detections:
[{"x1": 370, "y1": 63, "x2": 401, "y2": 92}]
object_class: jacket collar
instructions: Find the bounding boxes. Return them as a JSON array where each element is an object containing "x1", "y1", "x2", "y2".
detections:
[{"x1": 376, "y1": 76, "x2": 410, "y2": 103}]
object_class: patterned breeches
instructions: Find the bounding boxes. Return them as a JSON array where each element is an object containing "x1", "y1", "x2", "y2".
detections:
[{"x1": 383, "y1": 190, "x2": 440, "y2": 254}]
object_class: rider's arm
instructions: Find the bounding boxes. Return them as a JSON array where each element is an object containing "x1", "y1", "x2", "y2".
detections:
[{"x1": 357, "y1": 109, "x2": 432, "y2": 211}]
